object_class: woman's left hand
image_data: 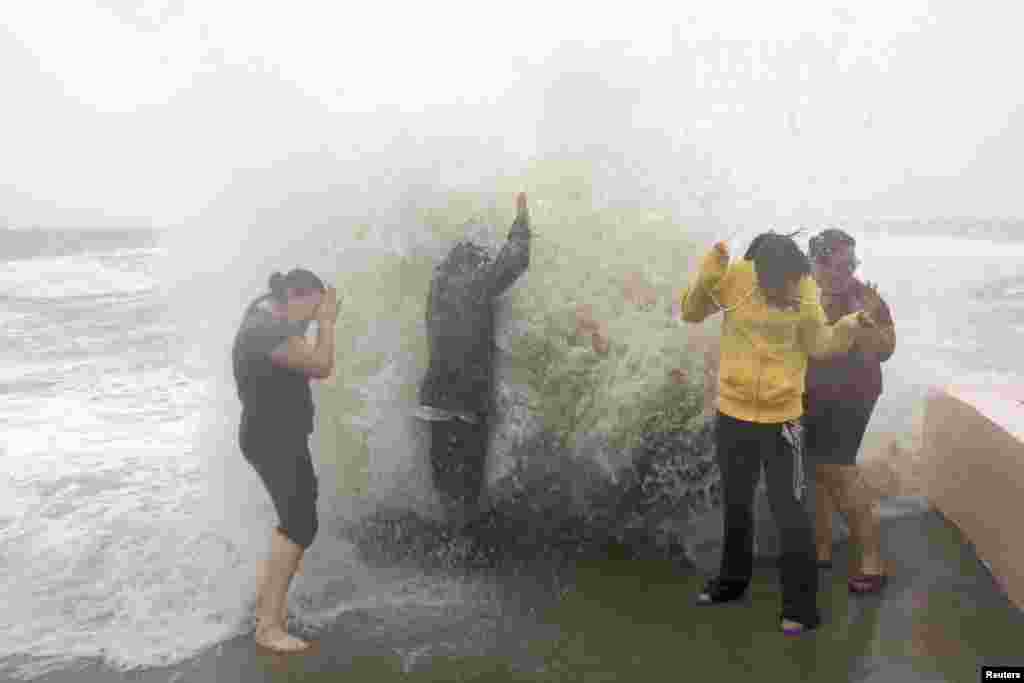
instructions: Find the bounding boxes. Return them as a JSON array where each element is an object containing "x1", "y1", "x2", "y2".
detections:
[
  {"x1": 856, "y1": 310, "x2": 877, "y2": 328},
  {"x1": 862, "y1": 281, "x2": 886, "y2": 324}
]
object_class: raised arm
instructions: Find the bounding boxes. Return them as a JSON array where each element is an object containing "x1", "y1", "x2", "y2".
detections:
[
  {"x1": 489, "y1": 192, "x2": 532, "y2": 298},
  {"x1": 797, "y1": 277, "x2": 864, "y2": 360},
  {"x1": 859, "y1": 324, "x2": 896, "y2": 362},
  {"x1": 680, "y1": 242, "x2": 730, "y2": 323},
  {"x1": 855, "y1": 281, "x2": 896, "y2": 362},
  {"x1": 269, "y1": 288, "x2": 338, "y2": 379}
]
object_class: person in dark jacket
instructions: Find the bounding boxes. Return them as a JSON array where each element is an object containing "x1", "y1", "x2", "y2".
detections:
[
  {"x1": 804, "y1": 229, "x2": 896, "y2": 594},
  {"x1": 232, "y1": 268, "x2": 337, "y2": 652},
  {"x1": 417, "y1": 193, "x2": 531, "y2": 527}
]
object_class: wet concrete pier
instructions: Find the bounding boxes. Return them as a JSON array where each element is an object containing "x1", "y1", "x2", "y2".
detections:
[{"x1": 10, "y1": 496, "x2": 1024, "y2": 683}]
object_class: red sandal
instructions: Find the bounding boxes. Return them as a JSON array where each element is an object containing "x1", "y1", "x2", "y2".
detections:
[{"x1": 848, "y1": 574, "x2": 888, "y2": 594}]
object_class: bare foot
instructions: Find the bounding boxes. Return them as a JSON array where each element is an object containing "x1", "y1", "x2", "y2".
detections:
[{"x1": 255, "y1": 624, "x2": 310, "y2": 653}]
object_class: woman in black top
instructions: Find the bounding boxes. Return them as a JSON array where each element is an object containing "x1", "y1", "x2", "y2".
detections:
[{"x1": 232, "y1": 268, "x2": 337, "y2": 652}]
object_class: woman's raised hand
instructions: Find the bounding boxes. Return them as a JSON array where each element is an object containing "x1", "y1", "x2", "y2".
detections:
[
  {"x1": 861, "y1": 281, "x2": 886, "y2": 324},
  {"x1": 712, "y1": 241, "x2": 730, "y2": 266},
  {"x1": 855, "y1": 310, "x2": 877, "y2": 328},
  {"x1": 317, "y1": 287, "x2": 339, "y2": 324}
]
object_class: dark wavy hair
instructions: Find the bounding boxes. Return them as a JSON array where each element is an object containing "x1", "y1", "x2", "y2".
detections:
[
  {"x1": 747, "y1": 232, "x2": 811, "y2": 309},
  {"x1": 267, "y1": 268, "x2": 326, "y2": 302},
  {"x1": 809, "y1": 229, "x2": 856, "y2": 262},
  {"x1": 743, "y1": 233, "x2": 771, "y2": 261}
]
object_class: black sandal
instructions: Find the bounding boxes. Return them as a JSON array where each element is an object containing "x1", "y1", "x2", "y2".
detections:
[{"x1": 695, "y1": 578, "x2": 747, "y2": 605}]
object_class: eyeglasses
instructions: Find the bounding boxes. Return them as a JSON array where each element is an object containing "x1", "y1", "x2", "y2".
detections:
[{"x1": 816, "y1": 257, "x2": 859, "y2": 275}]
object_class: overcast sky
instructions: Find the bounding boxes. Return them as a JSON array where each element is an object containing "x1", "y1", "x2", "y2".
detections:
[{"x1": 1, "y1": 0, "x2": 1021, "y2": 227}]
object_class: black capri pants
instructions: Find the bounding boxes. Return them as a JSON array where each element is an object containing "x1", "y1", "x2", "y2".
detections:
[{"x1": 239, "y1": 426, "x2": 319, "y2": 549}]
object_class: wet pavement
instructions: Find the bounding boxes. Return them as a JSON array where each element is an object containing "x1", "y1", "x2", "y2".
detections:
[{"x1": 8, "y1": 496, "x2": 1024, "y2": 682}]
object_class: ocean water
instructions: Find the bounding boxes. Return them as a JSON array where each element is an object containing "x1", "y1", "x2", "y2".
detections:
[
  {"x1": 0, "y1": 235, "x2": 488, "y2": 679},
  {"x1": 845, "y1": 231, "x2": 1024, "y2": 437},
  {"x1": 0, "y1": 225, "x2": 1022, "y2": 678}
]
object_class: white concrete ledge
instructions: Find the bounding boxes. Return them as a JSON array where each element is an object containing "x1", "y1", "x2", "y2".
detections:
[{"x1": 921, "y1": 384, "x2": 1024, "y2": 610}]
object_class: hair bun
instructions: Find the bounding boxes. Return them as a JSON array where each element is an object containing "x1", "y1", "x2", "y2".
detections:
[{"x1": 268, "y1": 272, "x2": 285, "y2": 293}]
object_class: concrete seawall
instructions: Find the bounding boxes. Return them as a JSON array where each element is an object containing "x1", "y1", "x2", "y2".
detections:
[{"x1": 920, "y1": 385, "x2": 1024, "y2": 610}]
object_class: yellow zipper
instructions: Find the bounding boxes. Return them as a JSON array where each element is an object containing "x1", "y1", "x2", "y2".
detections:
[{"x1": 754, "y1": 352, "x2": 761, "y2": 422}]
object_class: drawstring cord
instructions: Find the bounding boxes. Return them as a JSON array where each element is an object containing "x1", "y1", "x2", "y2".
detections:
[
  {"x1": 782, "y1": 421, "x2": 806, "y2": 502},
  {"x1": 704, "y1": 285, "x2": 756, "y2": 313},
  {"x1": 699, "y1": 279, "x2": 817, "y2": 315}
]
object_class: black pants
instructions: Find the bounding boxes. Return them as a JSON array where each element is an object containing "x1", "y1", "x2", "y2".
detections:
[
  {"x1": 715, "y1": 412, "x2": 818, "y2": 624},
  {"x1": 429, "y1": 418, "x2": 489, "y2": 512},
  {"x1": 239, "y1": 426, "x2": 319, "y2": 549}
]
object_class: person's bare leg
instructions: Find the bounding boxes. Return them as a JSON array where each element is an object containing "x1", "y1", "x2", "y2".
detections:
[
  {"x1": 837, "y1": 467, "x2": 884, "y2": 576},
  {"x1": 852, "y1": 499, "x2": 884, "y2": 576},
  {"x1": 814, "y1": 466, "x2": 836, "y2": 563},
  {"x1": 255, "y1": 529, "x2": 309, "y2": 652},
  {"x1": 254, "y1": 555, "x2": 272, "y2": 621},
  {"x1": 254, "y1": 534, "x2": 304, "y2": 627},
  {"x1": 253, "y1": 531, "x2": 289, "y2": 637},
  {"x1": 279, "y1": 554, "x2": 305, "y2": 626}
]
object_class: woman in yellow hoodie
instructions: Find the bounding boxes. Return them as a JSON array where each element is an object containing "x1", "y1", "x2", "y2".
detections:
[{"x1": 679, "y1": 232, "x2": 875, "y2": 636}]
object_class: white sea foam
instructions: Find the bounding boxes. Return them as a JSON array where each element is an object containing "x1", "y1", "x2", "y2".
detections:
[
  {"x1": 0, "y1": 252, "x2": 158, "y2": 301},
  {"x1": 4, "y1": 218, "x2": 1024, "y2": 680}
]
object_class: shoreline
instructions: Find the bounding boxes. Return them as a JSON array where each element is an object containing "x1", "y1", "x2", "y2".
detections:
[
  {"x1": 5, "y1": 498, "x2": 1024, "y2": 682},
  {"x1": 0, "y1": 556, "x2": 580, "y2": 683}
]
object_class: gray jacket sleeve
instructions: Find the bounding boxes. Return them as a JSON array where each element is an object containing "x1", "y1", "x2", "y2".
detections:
[{"x1": 488, "y1": 214, "x2": 531, "y2": 297}]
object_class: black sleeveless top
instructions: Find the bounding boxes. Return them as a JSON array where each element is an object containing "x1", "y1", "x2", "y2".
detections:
[{"x1": 232, "y1": 296, "x2": 315, "y2": 437}]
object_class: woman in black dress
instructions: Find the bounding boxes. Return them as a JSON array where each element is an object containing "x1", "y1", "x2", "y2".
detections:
[{"x1": 232, "y1": 268, "x2": 337, "y2": 652}]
